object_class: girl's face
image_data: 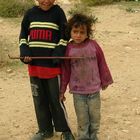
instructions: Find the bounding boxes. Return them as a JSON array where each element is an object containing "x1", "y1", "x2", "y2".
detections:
[
  {"x1": 70, "y1": 25, "x2": 88, "y2": 44},
  {"x1": 37, "y1": 0, "x2": 55, "y2": 11}
]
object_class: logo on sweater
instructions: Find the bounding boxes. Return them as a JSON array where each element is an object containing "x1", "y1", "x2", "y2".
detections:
[{"x1": 30, "y1": 29, "x2": 52, "y2": 41}]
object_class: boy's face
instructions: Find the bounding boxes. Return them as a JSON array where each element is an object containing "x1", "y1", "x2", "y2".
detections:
[
  {"x1": 37, "y1": 0, "x2": 55, "y2": 11},
  {"x1": 71, "y1": 25, "x2": 88, "y2": 44}
]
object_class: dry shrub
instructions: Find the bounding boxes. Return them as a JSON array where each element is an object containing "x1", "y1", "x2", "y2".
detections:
[{"x1": 0, "y1": 0, "x2": 34, "y2": 17}]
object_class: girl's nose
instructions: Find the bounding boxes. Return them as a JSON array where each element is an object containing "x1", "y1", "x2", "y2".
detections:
[{"x1": 77, "y1": 32, "x2": 81, "y2": 37}]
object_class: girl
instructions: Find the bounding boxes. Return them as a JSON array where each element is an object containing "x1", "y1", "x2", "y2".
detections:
[{"x1": 60, "y1": 13, "x2": 113, "y2": 140}]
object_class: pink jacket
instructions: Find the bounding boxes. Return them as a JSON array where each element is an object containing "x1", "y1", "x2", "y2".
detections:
[{"x1": 60, "y1": 39, "x2": 113, "y2": 94}]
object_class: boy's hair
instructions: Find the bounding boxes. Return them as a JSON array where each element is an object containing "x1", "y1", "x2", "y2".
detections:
[{"x1": 66, "y1": 13, "x2": 96, "y2": 39}]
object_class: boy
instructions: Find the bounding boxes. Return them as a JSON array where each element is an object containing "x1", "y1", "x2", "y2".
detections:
[{"x1": 19, "y1": 0, "x2": 74, "y2": 140}]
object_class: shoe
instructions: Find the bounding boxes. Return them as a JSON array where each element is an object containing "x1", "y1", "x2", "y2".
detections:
[
  {"x1": 31, "y1": 131, "x2": 54, "y2": 140},
  {"x1": 61, "y1": 131, "x2": 75, "y2": 140}
]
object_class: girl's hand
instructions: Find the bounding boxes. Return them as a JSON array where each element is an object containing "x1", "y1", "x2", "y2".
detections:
[
  {"x1": 59, "y1": 93, "x2": 66, "y2": 101},
  {"x1": 23, "y1": 56, "x2": 32, "y2": 63},
  {"x1": 102, "y1": 85, "x2": 108, "y2": 90}
]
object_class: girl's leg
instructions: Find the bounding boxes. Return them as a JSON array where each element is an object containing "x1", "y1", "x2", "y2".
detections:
[
  {"x1": 73, "y1": 94, "x2": 90, "y2": 140},
  {"x1": 88, "y1": 92, "x2": 101, "y2": 140}
]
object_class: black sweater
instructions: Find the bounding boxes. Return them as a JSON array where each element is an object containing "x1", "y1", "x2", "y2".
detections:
[{"x1": 19, "y1": 5, "x2": 67, "y2": 78}]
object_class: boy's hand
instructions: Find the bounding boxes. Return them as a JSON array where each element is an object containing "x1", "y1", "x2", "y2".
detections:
[
  {"x1": 23, "y1": 56, "x2": 32, "y2": 63},
  {"x1": 59, "y1": 93, "x2": 66, "y2": 101}
]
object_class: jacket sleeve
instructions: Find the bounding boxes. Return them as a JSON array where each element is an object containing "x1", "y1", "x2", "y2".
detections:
[
  {"x1": 94, "y1": 41, "x2": 113, "y2": 87},
  {"x1": 52, "y1": 7, "x2": 68, "y2": 64},
  {"x1": 60, "y1": 47, "x2": 71, "y2": 94},
  {"x1": 19, "y1": 10, "x2": 31, "y2": 64}
]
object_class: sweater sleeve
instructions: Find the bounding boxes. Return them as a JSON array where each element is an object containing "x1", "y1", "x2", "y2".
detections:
[
  {"x1": 19, "y1": 10, "x2": 31, "y2": 64},
  {"x1": 60, "y1": 46, "x2": 71, "y2": 94},
  {"x1": 94, "y1": 40, "x2": 113, "y2": 87},
  {"x1": 52, "y1": 7, "x2": 68, "y2": 64}
]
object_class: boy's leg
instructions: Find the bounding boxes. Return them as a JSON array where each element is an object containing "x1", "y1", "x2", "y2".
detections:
[
  {"x1": 88, "y1": 92, "x2": 101, "y2": 140},
  {"x1": 73, "y1": 94, "x2": 90, "y2": 140},
  {"x1": 30, "y1": 77, "x2": 54, "y2": 133},
  {"x1": 42, "y1": 76, "x2": 70, "y2": 132},
  {"x1": 42, "y1": 77, "x2": 75, "y2": 140}
]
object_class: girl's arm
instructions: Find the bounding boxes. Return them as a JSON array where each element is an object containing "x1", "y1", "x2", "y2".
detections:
[
  {"x1": 94, "y1": 40, "x2": 113, "y2": 88},
  {"x1": 60, "y1": 46, "x2": 71, "y2": 99}
]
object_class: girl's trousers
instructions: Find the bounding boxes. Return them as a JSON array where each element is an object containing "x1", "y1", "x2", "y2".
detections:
[
  {"x1": 73, "y1": 92, "x2": 101, "y2": 140},
  {"x1": 30, "y1": 76, "x2": 70, "y2": 133}
]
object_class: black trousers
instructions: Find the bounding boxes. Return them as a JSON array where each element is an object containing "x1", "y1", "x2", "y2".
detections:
[{"x1": 30, "y1": 76, "x2": 70, "y2": 132}]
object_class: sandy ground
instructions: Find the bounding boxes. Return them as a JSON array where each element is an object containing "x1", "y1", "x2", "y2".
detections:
[{"x1": 0, "y1": 3, "x2": 140, "y2": 140}]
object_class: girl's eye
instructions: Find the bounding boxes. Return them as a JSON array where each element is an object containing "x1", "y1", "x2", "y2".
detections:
[
  {"x1": 73, "y1": 30, "x2": 78, "y2": 34},
  {"x1": 80, "y1": 31, "x2": 85, "y2": 34}
]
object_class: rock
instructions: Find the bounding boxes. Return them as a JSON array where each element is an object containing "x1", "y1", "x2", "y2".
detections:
[
  {"x1": 57, "y1": 0, "x2": 71, "y2": 4},
  {"x1": 6, "y1": 69, "x2": 13, "y2": 73},
  {"x1": 4, "y1": 47, "x2": 8, "y2": 51},
  {"x1": 132, "y1": 97, "x2": 138, "y2": 102},
  {"x1": 0, "y1": 19, "x2": 3, "y2": 23},
  {"x1": 135, "y1": 108, "x2": 140, "y2": 115},
  {"x1": 122, "y1": 129, "x2": 129, "y2": 133},
  {"x1": 125, "y1": 47, "x2": 132, "y2": 50},
  {"x1": 124, "y1": 121, "x2": 132, "y2": 125},
  {"x1": 13, "y1": 122, "x2": 20, "y2": 128},
  {"x1": 0, "y1": 87, "x2": 4, "y2": 92}
]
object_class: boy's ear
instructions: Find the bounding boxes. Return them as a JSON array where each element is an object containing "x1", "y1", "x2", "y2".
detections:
[{"x1": 34, "y1": 0, "x2": 39, "y2": 5}]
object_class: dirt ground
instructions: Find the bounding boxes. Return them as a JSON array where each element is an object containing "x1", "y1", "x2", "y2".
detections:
[{"x1": 0, "y1": 3, "x2": 140, "y2": 140}]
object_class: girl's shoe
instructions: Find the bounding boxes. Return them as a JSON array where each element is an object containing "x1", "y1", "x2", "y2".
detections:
[{"x1": 61, "y1": 131, "x2": 75, "y2": 140}]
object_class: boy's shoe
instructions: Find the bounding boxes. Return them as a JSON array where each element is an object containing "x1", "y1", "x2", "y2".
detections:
[
  {"x1": 61, "y1": 131, "x2": 75, "y2": 140},
  {"x1": 31, "y1": 131, "x2": 54, "y2": 140}
]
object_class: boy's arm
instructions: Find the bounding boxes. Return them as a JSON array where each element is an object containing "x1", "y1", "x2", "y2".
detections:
[
  {"x1": 94, "y1": 41, "x2": 113, "y2": 88},
  {"x1": 52, "y1": 7, "x2": 68, "y2": 64},
  {"x1": 19, "y1": 10, "x2": 31, "y2": 64}
]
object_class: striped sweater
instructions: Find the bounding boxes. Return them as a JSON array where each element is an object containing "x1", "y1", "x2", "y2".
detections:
[{"x1": 19, "y1": 5, "x2": 67, "y2": 78}]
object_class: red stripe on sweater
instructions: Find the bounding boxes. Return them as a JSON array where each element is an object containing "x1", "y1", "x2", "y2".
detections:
[{"x1": 28, "y1": 65, "x2": 61, "y2": 79}]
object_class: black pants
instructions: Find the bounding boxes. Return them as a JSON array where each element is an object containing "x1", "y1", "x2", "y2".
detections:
[{"x1": 30, "y1": 76, "x2": 70, "y2": 132}]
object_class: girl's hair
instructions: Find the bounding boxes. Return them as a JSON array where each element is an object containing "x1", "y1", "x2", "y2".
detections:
[{"x1": 66, "y1": 13, "x2": 96, "y2": 39}]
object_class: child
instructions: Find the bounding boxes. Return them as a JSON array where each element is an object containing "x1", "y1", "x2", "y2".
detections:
[
  {"x1": 60, "y1": 13, "x2": 113, "y2": 140},
  {"x1": 19, "y1": 0, "x2": 75, "y2": 140}
]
